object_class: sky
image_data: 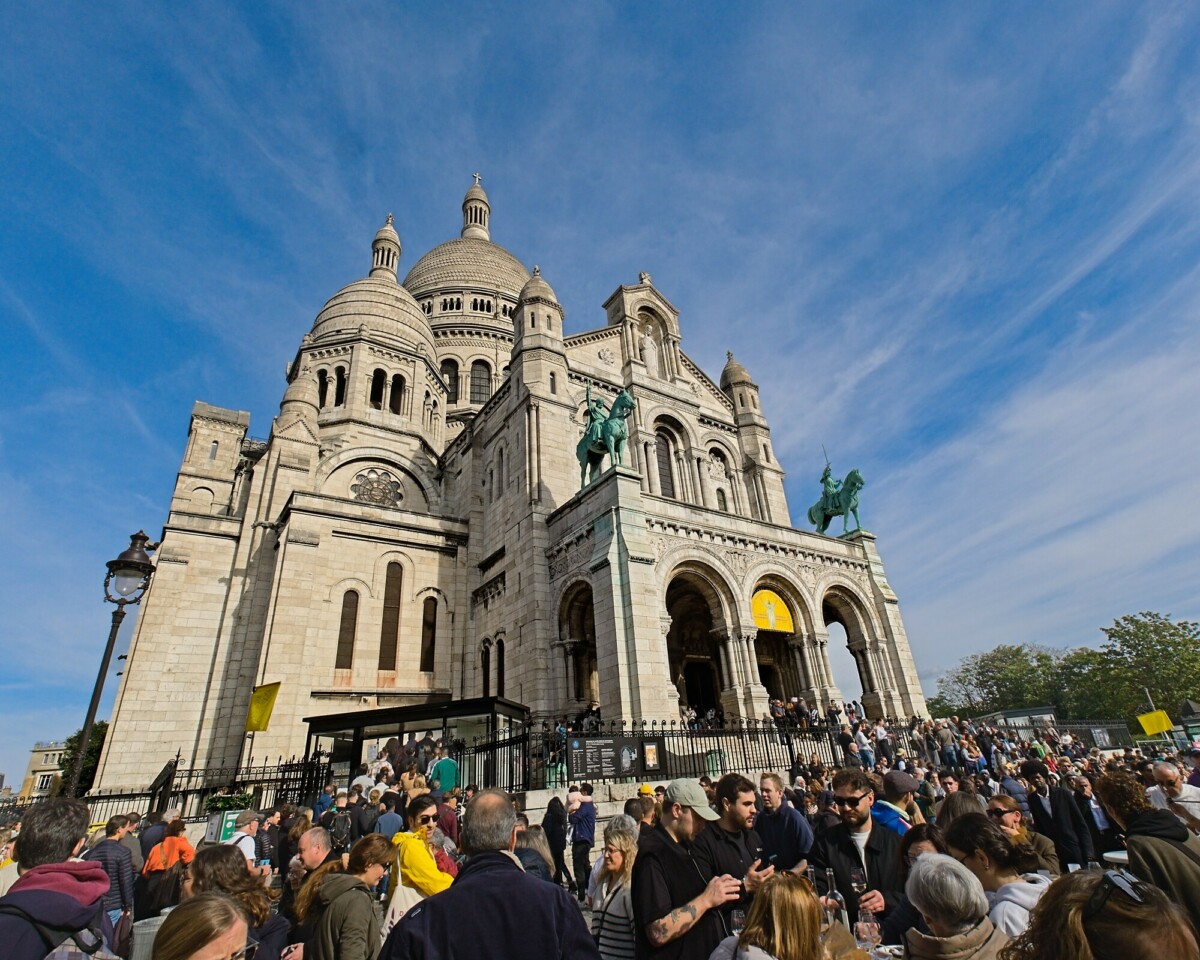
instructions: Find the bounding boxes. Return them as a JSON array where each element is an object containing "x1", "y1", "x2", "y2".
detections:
[{"x1": 2, "y1": 2, "x2": 1199, "y2": 785}]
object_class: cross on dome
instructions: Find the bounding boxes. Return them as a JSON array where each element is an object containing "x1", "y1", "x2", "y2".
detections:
[{"x1": 473, "y1": 172, "x2": 482, "y2": 186}]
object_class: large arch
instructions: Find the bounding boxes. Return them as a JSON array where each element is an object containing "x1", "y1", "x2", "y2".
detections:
[
  {"x1": 820, "y1": 581, "x2": 894, "y2": 717},
  {"x1": 558, "y1": 580, "x2": 598, "y2": 712},
  {"x1": 748, "y1": 573, "x2": 818, "y2": 701}
]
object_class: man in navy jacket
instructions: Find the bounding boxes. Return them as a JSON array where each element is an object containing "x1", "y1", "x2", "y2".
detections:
[
  {"x1": 568, "y1": 782, "x2": 597, "y2": 901},
  {"x1": 380, "y1": 789, "x2": 599, "y2": 960}
]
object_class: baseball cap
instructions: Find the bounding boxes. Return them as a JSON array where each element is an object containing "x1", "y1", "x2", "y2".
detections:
[
  {"x1": 638, "y1": 784, "x2": 654, "y2": 796},
  {"x1": 883, "y1": 771, "x2": 920, "y2": 795},
  {"x1": 664, "y1": 778, "x2": 719, "y2": 821},
  {"x1": 234, "y1": 809, "x2": 261, "y2": 828}
]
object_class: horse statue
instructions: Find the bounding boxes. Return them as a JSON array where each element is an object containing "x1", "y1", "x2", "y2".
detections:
[
  {"x1": 576, "y1": 387, "x2": 636, "y2": 488},
  {"x1": 807, "y1": 468, "x2": 865, "y2": 535}
]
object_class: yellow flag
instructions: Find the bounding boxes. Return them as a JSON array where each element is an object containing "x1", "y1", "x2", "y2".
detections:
[
  {"x1": 1136, "y1": 709, "x2": 1173, "y2": 735},
  {"x1": 245, "y1": 682, "x2": 282, "y2": 732}
]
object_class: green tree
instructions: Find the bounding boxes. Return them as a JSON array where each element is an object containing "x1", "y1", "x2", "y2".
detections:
[
  {"x1": 58, "y1": 720, "x2": 108, "y2": 797},
  {"x1": 931, "y1": 644, "x2": 1063, "y2": 716},
  {"x1": 1097, "y1": 612, "x2": 1200, "y2": 721}
]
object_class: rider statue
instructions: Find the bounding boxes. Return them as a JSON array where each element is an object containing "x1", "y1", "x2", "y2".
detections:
[
  {"x1": 583, "y1": 386, "x2": 608, "y2": 448},
  {"x1": 820, "y1": 463, "x2": 842, "y2": 514}
]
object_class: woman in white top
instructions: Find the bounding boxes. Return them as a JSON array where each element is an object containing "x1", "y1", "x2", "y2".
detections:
[
  {"x1": 944, "y1": 812, "x2": 1050, "y2": 937},
  {"x1": 591, "y1": 814, "x2": 639, "y2": 960}
]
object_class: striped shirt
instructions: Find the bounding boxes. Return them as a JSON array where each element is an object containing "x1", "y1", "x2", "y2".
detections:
[{"x1": 592, "y1": 879, "x2": 636, "y2": 960}]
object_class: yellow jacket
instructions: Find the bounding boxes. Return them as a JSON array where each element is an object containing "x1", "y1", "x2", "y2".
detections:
[{"x1": 391, "y1": 830, "x2": 452, "y2": 898}]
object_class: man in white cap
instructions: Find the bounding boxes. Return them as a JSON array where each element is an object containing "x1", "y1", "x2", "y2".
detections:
[{"x1": 631, "y1": 778, "x2": 741, "y2": 960}]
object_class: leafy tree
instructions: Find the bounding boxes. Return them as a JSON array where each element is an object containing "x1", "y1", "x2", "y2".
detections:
[
  {"x1": 931, "y1": 644, "x2": 1063, "y2": 716},
  {"x1": 58, "y1": 721, "x2": 108, "y2": 797},
  {"x1": 1098, "y1": 612, "x2": 1200, "y2": 721}
]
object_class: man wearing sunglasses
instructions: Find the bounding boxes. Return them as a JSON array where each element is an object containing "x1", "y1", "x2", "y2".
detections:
[{"x1": 809, "y1": 768, "x2": 903, "y2": 921}]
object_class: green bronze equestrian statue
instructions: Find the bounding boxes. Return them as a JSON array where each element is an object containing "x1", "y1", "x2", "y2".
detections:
[
  {"x1": 576, "y1": 386, "x2": 636, "y2": 487},
  {"x1": 808, "y1": 465, "x2": 865, "y2": 535}
]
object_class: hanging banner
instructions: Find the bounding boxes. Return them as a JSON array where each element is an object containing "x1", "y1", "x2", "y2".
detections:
[
  {"x1": 1136, "y1": 710, "x2": 1173, "y2": 736},
  {"x1": 751, "y1": 589, "x2": 794, "y2": 633},
  {"x1": 245, "y1": 682, "x2": 282, "y2": 732}
]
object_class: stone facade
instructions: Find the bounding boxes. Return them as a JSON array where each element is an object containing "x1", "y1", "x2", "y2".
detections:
[{"x1": 94, "y1": 181, "x2": 927, "y2": 790}]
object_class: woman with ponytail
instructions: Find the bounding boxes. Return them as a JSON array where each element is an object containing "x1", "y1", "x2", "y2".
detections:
[{"x1": 944, "y1": 813, "x2": 1049, "y2": 938}]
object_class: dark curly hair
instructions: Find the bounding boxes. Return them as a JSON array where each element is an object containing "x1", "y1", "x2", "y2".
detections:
[
  {"x1": 1093, "y1": 772, "x2": 1150, "y2": 826},
  {"x1": 189, "y1": 845, "x2": 273, "y2": 926}
]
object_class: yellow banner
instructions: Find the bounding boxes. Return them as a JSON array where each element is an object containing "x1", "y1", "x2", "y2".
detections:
[
  {"x1": 1137, "y1": 709, "x2": 1173, "y2": 735},
  {"x1": 245, "y1": 682, "x2": 282, "y2": 732},
  {"x1": 751, "y1": 589, "x2": 794, "y2": 633}
]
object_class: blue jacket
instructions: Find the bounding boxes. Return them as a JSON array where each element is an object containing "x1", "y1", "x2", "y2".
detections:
[
  {"x1": 870, "y1": 801, "x2": 912, "y2": 837},
  {"x1": 999, "y1": 775, "x2": 1031, "y2": 817},
  {"x1": 380, "y1": 851, "x2": 600, "y2": 960},
  {"x1": 569, "y1": 799, "x2": 596, "y2": 845}
]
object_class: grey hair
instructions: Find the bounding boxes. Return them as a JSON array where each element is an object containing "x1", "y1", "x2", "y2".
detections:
[
  {"x1": 603, "y1": 814, "x2": 640, "y2": 848},
  {"x1": 1153, "y1": 761, "x2": 1181, "y2": 778},
  {"x1": 905, "y1": 853, "x2": 989, "y2": 933},
  {"x1": 302, "y1": 826, "x2": 331, "y2": 853},
  {"x1": 462, "y1": 788, "x2": 517, "y2": 855}
]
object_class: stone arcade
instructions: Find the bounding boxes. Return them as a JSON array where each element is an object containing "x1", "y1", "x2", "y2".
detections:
[{"x1": 94, "y1": 180, "x2": 927, "y2": 790}]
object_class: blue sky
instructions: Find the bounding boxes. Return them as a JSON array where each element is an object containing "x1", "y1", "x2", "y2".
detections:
[{"x1": 2, "y1": 2, "x2": 1199, "y2": 783}]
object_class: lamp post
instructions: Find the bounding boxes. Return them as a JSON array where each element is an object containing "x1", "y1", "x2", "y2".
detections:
[{"x1": 68, "y1": 531, "x2": 156, "y2": 797}]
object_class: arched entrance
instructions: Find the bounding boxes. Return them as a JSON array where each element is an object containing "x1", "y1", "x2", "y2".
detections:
[
  {"x1": 749, "y1": 585, "x2": 803, "y2": 701},
  {"x1": 665, "y1": 570, "x2": 731, "y2": 720},
  {"x1": 823, "y1": 587, "x2": 889, "y2": 717},
  {"x1": 558, "y1": 582, "x2": 598, "y2": 715}
]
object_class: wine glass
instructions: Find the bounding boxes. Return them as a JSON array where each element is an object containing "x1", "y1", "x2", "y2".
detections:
[
  {"x1": 849, "y1": 866, "x2": 868, "y2": 895},
  {"x1": 855, "y1": 909, "x2": 881, "y2": 953}
]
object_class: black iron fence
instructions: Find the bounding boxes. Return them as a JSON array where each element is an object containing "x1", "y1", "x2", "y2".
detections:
[{"x1": 454, "y1": 718, "x2": 931, "y2": 794}]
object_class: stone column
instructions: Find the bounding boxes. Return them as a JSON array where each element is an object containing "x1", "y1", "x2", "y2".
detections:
[
  {"x1": 644, "y1": 441, "x2": 661, "y2": 495},
  {"x1": 674, "y1": 452, "x2": 693, "y2": 503},
  {"x1": 563, "y1": 640, "x2": 579, "y2": 704},
  {"x1": 740, "y1": 632, "x2": 771, "y2": 720},
  {"x1": 694, "y1": 455, "x2": 712, "y2": 508}
]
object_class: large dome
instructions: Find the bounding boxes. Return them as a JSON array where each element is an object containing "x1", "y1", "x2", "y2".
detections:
[
  {"x1": 403, "y1": 237, "x2": 531, "y2": 302},
  {"x1": 310, "y1": 277, "x2": 437, "y2": 357}
]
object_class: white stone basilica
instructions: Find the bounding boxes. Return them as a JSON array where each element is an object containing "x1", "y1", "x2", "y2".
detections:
[{"x1": 95, "y1": 179, "x2": 927, "y2": 790}]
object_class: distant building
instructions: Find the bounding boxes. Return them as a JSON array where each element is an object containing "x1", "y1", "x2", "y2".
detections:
[
  {"x1": 18, "y1": 740, "x2": 65, "y2": 800},
  {"x1": 95, "y1": 180, "x2": 928, "y2": 790}
]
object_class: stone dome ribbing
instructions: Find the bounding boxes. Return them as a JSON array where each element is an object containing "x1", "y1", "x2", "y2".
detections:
[
  {"x1": 518, "y1": 265, "x2": 558, "y2": 304},
  {"x1": 403, "y1": 238, "x2": 531, "y2": 302},
  {"x1": 310, "y1": 276, "x2": 436, "y2": 357},
  {"x1": 720, "y1": 351, "x2": 756, "y2": 390}
]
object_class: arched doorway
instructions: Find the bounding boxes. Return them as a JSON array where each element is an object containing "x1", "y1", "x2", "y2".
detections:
[
  {"x1": 558, "y1": 582, "x2": 598, "y2": 713},
  {"x1": 665, "y1": 570, "x2": 731, "y2": 719},
  {"x1": 823, "y1": 587, "x2": 881, "y2": 716},
  {"x1": 750, "y1": 585, "x2": 802, "y2": 701}
]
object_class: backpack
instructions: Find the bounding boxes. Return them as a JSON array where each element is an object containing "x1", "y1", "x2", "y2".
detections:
[
  {"x1": 330, "y1": 810, "x2": 353, "y2": 852},
  {"x1": 0, "y1": 901, "x2": 111, "y2": 957}
]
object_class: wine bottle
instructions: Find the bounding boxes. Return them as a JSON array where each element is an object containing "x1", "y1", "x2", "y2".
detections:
[{"x1": 824, "y1": 868, "x2": 848, "y2": 928}]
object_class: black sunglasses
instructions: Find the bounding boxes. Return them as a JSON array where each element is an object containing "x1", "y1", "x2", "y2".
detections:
[
  {"x1": 1083, "y1": 870, "x2": 1146, "y2": 921},
  {"x1": 832, "y1": 793, "x2": 870, "y2": 807},
  {"x1": 416, "y1": 813, "x2": 438, "y2": 825},
  {"x1": 986, "y1": 808, "x2": 1011, "y2": 819}
]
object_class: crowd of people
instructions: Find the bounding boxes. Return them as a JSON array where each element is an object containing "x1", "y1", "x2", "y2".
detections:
[{"x1": 2, "y1": 712, "x2": 1200, "y2": 960}]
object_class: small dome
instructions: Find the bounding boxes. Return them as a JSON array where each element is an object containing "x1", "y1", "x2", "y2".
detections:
[
  {"x1": 461, "y1": 175, "x2": 492, "y2": 241},
  {"x1": 720, "y1": 351, "x2": 755, "y2": 390},
  {"x1": 518, "y1": 265, "x2": 558, "y2": 304},
  {"x1": 370, "y1": 213, "x2": 402, "y2": 281},
  {"x1": 310, "y1": 277, "x2": 436, "y2": 357},
  {"x1": 465, "y1": 182, "x2": 488, "y2": 204},
  {"x1": 280, "y1": 366, "x2": 319, "y2": 417},
  {"x1": 403, "y1": 238, "x2": 531, "y2": 302},
  {"x1": 374, "y1": 212, "x2": 400, "y2": 245}
]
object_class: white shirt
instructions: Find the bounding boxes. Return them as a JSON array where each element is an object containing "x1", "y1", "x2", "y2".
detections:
[
  {"x1": 1148, "y1": 782, "x2": 1200, "y2": 824},
  {"x1": 225, "y1": 831, "x2": 256, "y2": 862}
]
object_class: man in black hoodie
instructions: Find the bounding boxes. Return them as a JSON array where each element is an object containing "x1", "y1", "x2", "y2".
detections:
[
  {"x1": 1095, "y1": 770, "x2": 1200, "y2": 932},
  {"x1": 0, "y1": 798, "x2": 115, "y2": 959}
]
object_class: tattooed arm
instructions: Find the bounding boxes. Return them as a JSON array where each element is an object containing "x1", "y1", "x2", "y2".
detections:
[{"x1": 646, "y1": 874, "x2": 741, "y2": 947}]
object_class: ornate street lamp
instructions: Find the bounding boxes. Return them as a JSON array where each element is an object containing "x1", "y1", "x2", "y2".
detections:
[{"x1": 68, "y1": 531, "x2": 156, "y2": 797}]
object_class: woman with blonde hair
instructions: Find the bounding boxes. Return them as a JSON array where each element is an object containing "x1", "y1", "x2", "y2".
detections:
[
  {"x1": 999, "y1": 869, "x2": 1196, "y2": 960},
  {"x1": 591, "y1": 815, "x2": 639, "y2": 960},
  {"x1": 984, "y1": 795, "x2": 1059, "y2": 876},
  {"x1": 710, "y1": 872, "x2": 823, "y2": 960},
  {"x1": 151, "y1": 892, "x2": 250, "y2": 960}
]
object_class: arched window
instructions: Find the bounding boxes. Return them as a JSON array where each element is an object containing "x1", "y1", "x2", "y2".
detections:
[
  {"x1": 419, "y1": 597, "x2": 437, "y2": 673},
  {"x1": 440, "y1": 360, "x2": 460, "y2": 404},
  {"x1": 470, "y1": 360, "x2": 491, "y2": 403},
  {"x1": 389, "y1": 374, "x2": 405, "y2": 414},
  {"x1": 378, "y1": 562, "x2": 402, "y2": 670},
  {"x1": 334, "y1": 366, "x2": 347, "y2": 406},
  {"x1": 656, "y1": 432, "x2": 676, "y2": 499},
  {"x1": 496, "y1": 639, "x2": 505, "y2": 697},
  {"x1": 455, "y1": 297, "x2": 462, "y2": 310},
  {"x1": 317, "y1": 369, "x2": 329, "y2": 408},
  {"x1": 471, "y1": 298, "x2": 478, "y2": 311},
  {"x1": 369, "y1": 369, "x2": 386, "y2": 409},
  {"x1": 549, "y1": 373, "x2": 557, "y2": 394},
  {"x1": 208, "y1": 441, "x2": 219, "y2": 460},
  {"x1": 335, "y1": 590, "x2": 358, "y2": 669},
  {"x1": 486, "y1": 300, "x2": 492, "y2": 313},
  {"x1": 716, "y1": 489, "x2": 728, "y2": 512},
  {"x1": 497, "y1": 449, "x2": 505, "y2": 490},
  {"x1": 481, "y1": 641, "x2": 491, "y2": 698}
]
